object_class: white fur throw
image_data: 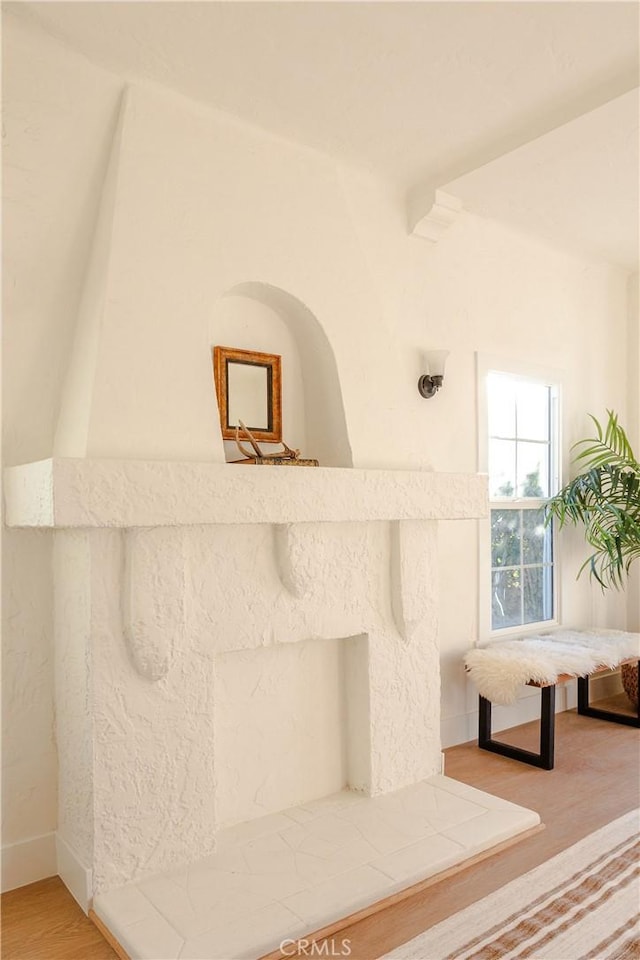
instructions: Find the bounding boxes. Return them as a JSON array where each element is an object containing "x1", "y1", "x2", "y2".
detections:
[{"x1": 464, "y1": 629, "x2": 640, "y2": 706}]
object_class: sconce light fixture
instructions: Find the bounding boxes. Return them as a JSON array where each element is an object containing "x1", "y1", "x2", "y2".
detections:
[{"x1": 418, "y1": 350, "x2": 449, "y2": 399}]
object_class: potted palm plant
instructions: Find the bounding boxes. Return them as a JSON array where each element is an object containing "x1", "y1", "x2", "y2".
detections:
[{"x1": 545, "y1": 411, "x2": 640, "y2": 705}]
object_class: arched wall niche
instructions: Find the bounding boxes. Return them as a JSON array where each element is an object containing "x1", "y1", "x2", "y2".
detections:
[{"x1": 210, "y1": 282, "x2": 353, "y2": 468}]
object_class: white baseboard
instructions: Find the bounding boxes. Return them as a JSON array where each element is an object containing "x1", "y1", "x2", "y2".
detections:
[
  {"x1": 56, "y1": 833, "x2": 93, "y2": 914},
  {"x1": 441, "y1": 712, "x2": 477, "y2": 750},
  {"x1": 1, "y1": 831, "x2": 93, "y2": 912},
  {"x1": 565, "y1": 671, "x2": 622, "y2": 709},
  {"x1": 1, "y1": 832, "x2": 57, "y2": 893},
  {"x1": 442, "y1": 691, "x2": 560, "y2": 749}
]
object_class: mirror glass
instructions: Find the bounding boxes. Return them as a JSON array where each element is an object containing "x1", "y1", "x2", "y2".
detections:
[{"x1": 227, "y1": 361, "x2": 270, "y2": 431}]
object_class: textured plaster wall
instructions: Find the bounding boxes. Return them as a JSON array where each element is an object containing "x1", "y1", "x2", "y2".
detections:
[
  {"x1": 205, "y1": 521, "x2": 436, "y2": 829},
  {"x1": 1, "y1": 530, "x2": 56, "y2": 847},
  {"x1": 55, "y1": 519, "x2": 439, "y2": 892},
  {"x1": 215, "y1": 637, "x2": 349, "y2": 828},
  {"x1": 92, "y1": 528, "x2": 218, "y2": 892},
  {"x1": 73, "y1": 79, "x2": 378, "y2": 464},
  {"x1": 53, "y1": 533, "x2": 93, "y2": 867},
  {"x1": 3, "y1": 11, "x2": 634, "y2": 866},
  {"x1": 1, "y1": 13, "x2": 122, "y2": 866}
]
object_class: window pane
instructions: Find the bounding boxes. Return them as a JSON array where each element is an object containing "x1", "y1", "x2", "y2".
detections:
[
  {"x1": 488, "y1": 374, "x2": 516, "y2": 438},
  {"x1": 517, "y1": 441, "x2": 549, "y2": 497},
  {"x1": 516, "y1": 382, "x2": 549, "y2": 441},
  {"x1": 491, "y1": 510, "x2": 521, "y2": 567},
  {"x1": 523, "y1": 566, "x2": 553, "y2": 624},
  {"x1": 487, "y1": 371, "x2": 557, "y2": 634},
  {"x1": 492, "y1": 569, "x2": 522, "y2": 629},
  {"x1": 522, "y1": 508, "x2": 550, "y2": 564},
  {"x1": 489, "y1": 439, "x2": 516, "y2": 497}
]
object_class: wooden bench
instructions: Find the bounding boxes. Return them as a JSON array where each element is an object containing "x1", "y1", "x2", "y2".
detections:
[
  {"x1": 478, "y1": 659, "x2": 639, "y2": 770},
  {"x1": 465, "y1": 631, "x2": 640, "y2": 770}
]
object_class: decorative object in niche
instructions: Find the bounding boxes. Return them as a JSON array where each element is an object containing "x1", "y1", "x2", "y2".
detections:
[
  {"x1": 233, "y1": 420, "x2": 319, "y2": 466},
  {"x1": 418, "y1": 349, "x2": 449, "y2": 399},
  {"x1": 213, "y1": 345, "x2": 282, "y2": 442}
]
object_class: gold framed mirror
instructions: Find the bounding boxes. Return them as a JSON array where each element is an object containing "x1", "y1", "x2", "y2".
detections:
[{"x1": 213, "y1": 345, "x2": 282, "y2": 442}]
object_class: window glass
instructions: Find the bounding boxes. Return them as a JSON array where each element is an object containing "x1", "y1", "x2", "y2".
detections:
[
  {"x1": 489, "y1": 439, "x2": 516, "y2": 497},
  {"x1": 523, "y1": 565, "x2": 553, "y2": 623},
  {"x1": 488, "y1": 376, "x2": 516, "y2": 438},
  {"x1": 516, "y1": 381, "x2": 549, "y2": 441},
  {"x1": 492, "y1": 569, "x2": 522, "y2": 630},
  {"x1": 516, "y1": 441, "x2": 549, "y2": 498},
  {"x1": 487, "y1": 371, "x2": 557, "y2": 632},
  {"x1": 491, "y1": 510, "x2": 521, "y2": 567},
  {"x1": 522, "y1": 508, "x2": 550, "y2": 564}
]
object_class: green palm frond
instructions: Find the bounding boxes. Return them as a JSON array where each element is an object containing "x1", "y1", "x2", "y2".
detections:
[
  {"x1": 573, "y1": 411, "x2": 636, "y2": 469},
  {"x1": 545, "y1": 411, "x2": 640, "y2": 590}
]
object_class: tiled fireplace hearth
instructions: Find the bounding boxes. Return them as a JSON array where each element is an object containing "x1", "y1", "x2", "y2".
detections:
[
  {"x1": 5, "y1": 458, "x2": 540, "y2": 958},
  {"x1": 94, "y1": 779, "x2": 539, "y2": 960}
]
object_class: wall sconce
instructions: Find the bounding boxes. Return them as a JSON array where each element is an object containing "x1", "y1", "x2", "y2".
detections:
[{"x1": 418, "y1": 350, "x2": 449, "y2": 399}]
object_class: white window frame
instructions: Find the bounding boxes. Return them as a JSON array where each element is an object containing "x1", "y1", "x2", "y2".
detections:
[{"x1": 477, "y1": 353, "x2": 563, "y2": 641}]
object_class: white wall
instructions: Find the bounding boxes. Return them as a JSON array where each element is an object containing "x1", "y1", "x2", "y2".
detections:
[
  {"x1": 320, "y1": 168, "x2": 631, "y2": 744},
  {"x1": 2, "y1": 11, "x2": 122, "y2": 889},
  {"x1": 2, "y1": 11, "x2": 634, "y2": 882}
]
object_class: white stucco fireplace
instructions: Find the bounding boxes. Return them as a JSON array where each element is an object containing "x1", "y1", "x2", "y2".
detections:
[
  {"x1": 5, "y1": 458, "x2": 542, "y2": 957},
  {"x1": 5, "y1": 458, "x2": 482, "y2": 881}
]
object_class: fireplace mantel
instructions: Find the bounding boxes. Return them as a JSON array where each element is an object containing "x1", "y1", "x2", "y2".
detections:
[{"x1": 4, "y1": 458, "x2": 488, "y2": 528}]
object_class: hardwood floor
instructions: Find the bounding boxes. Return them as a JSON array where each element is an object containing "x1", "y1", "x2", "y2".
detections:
[
  {"x1": 3, "y1": 700, "x2": 638, "y2": 960},
  {"x1": 281, "y1": 696, "x2": 640, "y2": 960},
  {"x1": 1, "y1": 876, "x2": 117, "y2": 960}
]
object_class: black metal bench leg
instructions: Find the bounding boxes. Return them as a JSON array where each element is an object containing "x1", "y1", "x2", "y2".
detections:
[
  {"x1": 478, "y1": 686, "x2": 555, "y2": 769},
  {"x1": 539, "y1": 685, "x2": 555, "y2": 767},
  {"x1": 577, "y1": 661, "x2": 640, "y2": 728}
]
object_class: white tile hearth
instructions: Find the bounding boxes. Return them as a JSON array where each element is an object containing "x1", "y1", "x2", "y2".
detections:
[{"x1": 93, "y1": 775, "x2": 540, "y2": 960}]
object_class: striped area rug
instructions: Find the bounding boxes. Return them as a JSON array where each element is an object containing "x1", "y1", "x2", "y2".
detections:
[{"x1": 384, "y1": 809, "x2": 639, "y2": 960}]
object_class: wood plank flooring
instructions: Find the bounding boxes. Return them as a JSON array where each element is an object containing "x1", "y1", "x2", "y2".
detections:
[
  {"x1": 275, "y1": 695, "x2": 639, "y2": 960},
  {"x1": 3, "y1": 699, "x2": 638, "y2": 960},
  {"x1": 1, "y1": 876, "x2": 117, "y2": 960}
]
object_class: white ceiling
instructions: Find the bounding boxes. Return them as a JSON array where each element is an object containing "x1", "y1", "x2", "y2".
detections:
[
  {"x1": 443, "y1": 89, "x2": 639, "y2": 269},
  {"x1": 9, "y1": 1, "x2": 640, "y2": 269}
]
